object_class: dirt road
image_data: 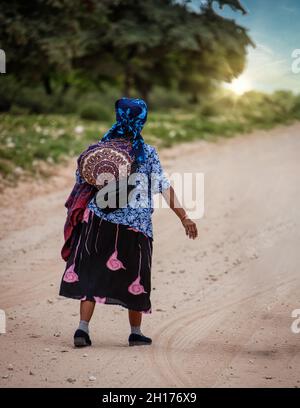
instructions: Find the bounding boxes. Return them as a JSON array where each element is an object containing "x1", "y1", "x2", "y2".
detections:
[{"x1": 1, "y1": 123, "x2": 300, "y2": 387}]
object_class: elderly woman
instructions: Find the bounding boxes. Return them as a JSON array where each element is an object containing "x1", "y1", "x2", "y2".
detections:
[{"x1": 59, "y1": 97, "x2": 197, "y2": 347}]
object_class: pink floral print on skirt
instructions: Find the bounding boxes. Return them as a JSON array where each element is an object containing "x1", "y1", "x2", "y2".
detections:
[{"x1": 59, "y1": 212, "x2": 153, "y2": 314}]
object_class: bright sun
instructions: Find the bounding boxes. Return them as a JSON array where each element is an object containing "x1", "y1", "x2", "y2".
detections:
[{"x1": 226, "y1": 76, "x2": 252, "y2": 95}]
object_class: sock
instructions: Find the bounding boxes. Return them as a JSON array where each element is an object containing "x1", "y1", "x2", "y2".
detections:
[
  {"x1": 78, "y1": 320, "x2": 89, "y2": 334},
  {"x1": 131, "y1": 325, "x2": 143, "y2": 336}
]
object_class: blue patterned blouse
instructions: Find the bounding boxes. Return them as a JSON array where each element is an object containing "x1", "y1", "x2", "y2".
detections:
[{"x1": 76, "y1": 143, "x2": 171, "y2": 239}]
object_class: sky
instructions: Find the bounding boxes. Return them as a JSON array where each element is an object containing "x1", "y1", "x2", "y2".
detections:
[{"x1": 190, "y1": 0, "x2": 300, "y2": 94}]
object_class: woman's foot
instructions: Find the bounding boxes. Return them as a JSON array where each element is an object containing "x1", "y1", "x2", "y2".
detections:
[
  {"x1": 128, "y1": 333, "x2": 152, "y2": 346},
  {"x1": 74, "y1": 329, "x2": 92, "y2": 347}
]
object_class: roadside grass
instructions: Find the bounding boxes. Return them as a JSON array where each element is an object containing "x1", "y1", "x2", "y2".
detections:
[{"x1": 0, "y1": 109, "x2": 297, "y2": 184}]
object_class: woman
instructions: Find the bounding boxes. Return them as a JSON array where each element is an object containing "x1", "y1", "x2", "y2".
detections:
[{"x1": 59, "y1": 97, "x2": 198, "y2": 347}]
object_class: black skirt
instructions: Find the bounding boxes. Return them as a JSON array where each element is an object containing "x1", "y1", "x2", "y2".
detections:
[{"x1": 59, "y1": 209, "x2": 153, "y2": 314}]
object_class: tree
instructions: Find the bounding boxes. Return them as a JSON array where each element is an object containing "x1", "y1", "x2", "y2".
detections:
[
  {"x1": 0, "y1": 0, "x2": 254, "y2": 104},
  {"x1": 79, "y1": 0, "x2": 253, "y2": 102},
  {"x1": 176, "y1": 0, "x2": 254, "y2": 102},
  {"x1": 0, "y1": 0, "x2": 108, "y2": 94}
]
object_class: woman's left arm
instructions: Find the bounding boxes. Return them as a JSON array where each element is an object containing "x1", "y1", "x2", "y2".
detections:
[{"x1": 162, "y1": 186, "x2": 198, "y2": 240}]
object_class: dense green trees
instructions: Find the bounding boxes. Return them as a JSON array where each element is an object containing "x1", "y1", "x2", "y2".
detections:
[{"x1": 0, "y1": 0, "x2": 253, "y2": 107}]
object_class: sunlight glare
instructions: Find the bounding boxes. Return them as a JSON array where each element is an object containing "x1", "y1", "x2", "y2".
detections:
[{"x1": 226, "y1": 76, "x2": 252, "y2": 95}]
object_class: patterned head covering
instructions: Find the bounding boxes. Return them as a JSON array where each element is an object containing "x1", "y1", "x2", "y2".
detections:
[{"x1": 101, "y1": 97, "x2": 148, "y2": 164}]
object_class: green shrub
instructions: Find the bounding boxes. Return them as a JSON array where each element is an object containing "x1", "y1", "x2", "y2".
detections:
[
  {"x1": 292, "y1": 95, "x2": 300, "y2": 119},
  {"x1": 9, "y1": 104, "x2": 30, "y2": 115},
  {"x1": 150, "y1": 87, "x2": 190, "y2": 110},
  {"x1": 200, "y1": 102, "x2": 220, "y2": 117},
  {"x1": 79, "y1": 102, "x2": 113, "y2": 121},
  {"x1": 0, "y1": 76, "x2": 19, "y2": 111},
  {"x1": 13, "y1": 88, "x2": 53, "y2": 114}
]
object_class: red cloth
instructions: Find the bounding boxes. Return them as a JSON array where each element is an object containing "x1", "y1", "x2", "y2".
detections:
[{"x1": 61, "y1": 181, "x2": 97, "y2": 262}]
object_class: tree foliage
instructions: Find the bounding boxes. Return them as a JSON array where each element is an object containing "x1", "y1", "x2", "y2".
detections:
[{"x1": 0, "y1": 0, "x2": 253, "y2": 103}]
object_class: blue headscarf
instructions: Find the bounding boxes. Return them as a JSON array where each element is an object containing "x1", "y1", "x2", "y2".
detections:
[{"x1": 101, "y1": 97, "x2": 148, "y2": 164}]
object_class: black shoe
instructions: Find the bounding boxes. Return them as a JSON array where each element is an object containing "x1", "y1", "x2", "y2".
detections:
[
  {"x1": 74, "y1": 329, "x2": 92, "y2": 347},
  {"x1": 128, "y1": 333, "x2": 152, "y2": 346}
]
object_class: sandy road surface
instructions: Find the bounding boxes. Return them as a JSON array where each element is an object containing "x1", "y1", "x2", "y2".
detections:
[{"x1": 0, "y1": 123, "x2": 300, "y2": 387}]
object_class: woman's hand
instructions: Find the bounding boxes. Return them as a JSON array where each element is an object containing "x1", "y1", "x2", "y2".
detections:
[
  {"x1": 162, "y1": 186, "x2": 198, "y2": 240},
  {"x1": 181, "y1": 217, "x2": 198, "y2": 240}
]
